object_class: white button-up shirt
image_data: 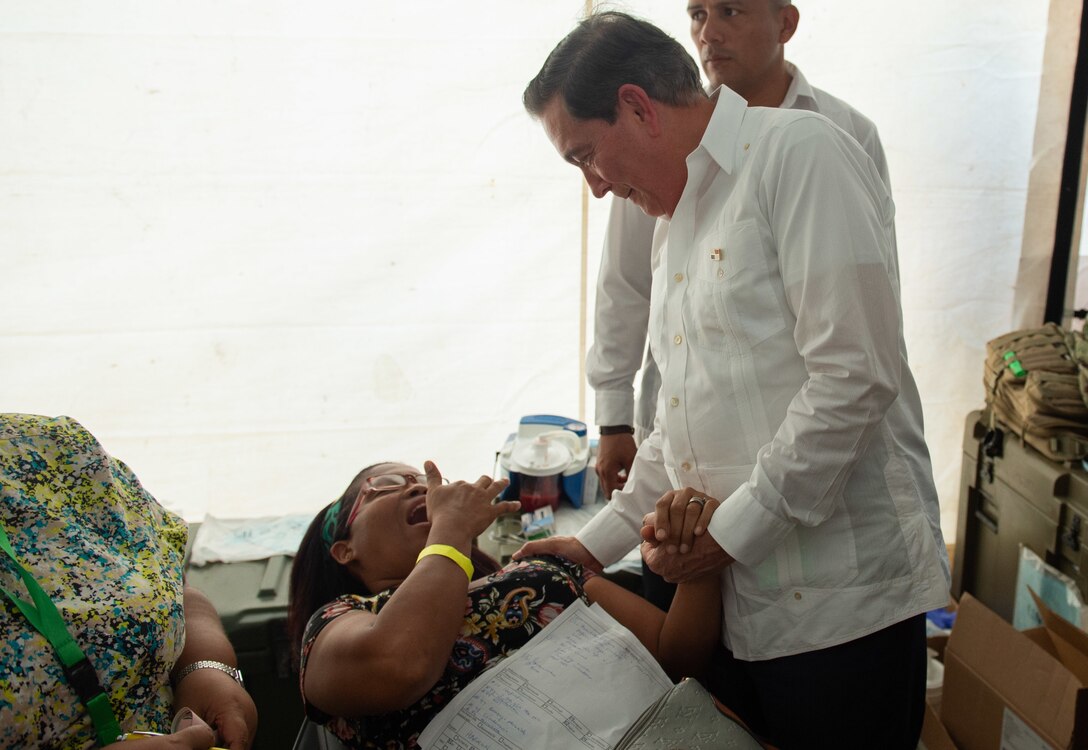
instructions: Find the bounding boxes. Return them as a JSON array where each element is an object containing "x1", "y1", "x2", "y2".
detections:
[
  {"x1": 587, "y1": 63, "x2": 891, "y2": 437},
  {"x1": 578, "y1": 86, "x2": 950, "y2": 661}
]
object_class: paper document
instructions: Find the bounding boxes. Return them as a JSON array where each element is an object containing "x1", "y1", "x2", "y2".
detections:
[
  {"x1": 189, "y1": 513, "x2": 312, "y2": 566},
  {"x1": 419, "y1": 600, "x2": 673, "y2": 750}
]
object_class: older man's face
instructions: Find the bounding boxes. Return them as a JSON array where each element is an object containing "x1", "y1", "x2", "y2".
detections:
[{"x1": 539, "y1": 96, "x2": 675, "y2": 218}]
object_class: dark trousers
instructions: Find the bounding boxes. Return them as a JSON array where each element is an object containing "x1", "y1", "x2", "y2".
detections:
[{"x1": 705, "y1": 614, "x2": 927, "y2": 750}]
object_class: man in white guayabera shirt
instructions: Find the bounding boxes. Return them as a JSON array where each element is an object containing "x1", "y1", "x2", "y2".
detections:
[
  {"x1": 519, "y1": 11, "x2": 949, "y2": 750},
  {"x1": 591, "y1": 0, "x2": 896, "y2": 612}
]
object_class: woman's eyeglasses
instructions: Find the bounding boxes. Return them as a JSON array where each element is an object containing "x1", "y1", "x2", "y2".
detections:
[
  {"x1": 366, "y1": 472, "x2": 430, "y2": 492},
  {"x1": 343, "y1": 472, "x2": 449, "y2": 529}
]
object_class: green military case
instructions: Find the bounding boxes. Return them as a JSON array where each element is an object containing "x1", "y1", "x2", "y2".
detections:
[{"x1": 953, "y1": 410, "x2": 1088, "y2": 622}]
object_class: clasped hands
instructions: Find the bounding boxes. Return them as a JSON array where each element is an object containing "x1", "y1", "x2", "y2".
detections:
[
  {"x1": 640, "y1": 487, "x2": 733, "y2": 582},
  {"x1": 516, "y1": 486, "x2": 734, "y2": 583}
]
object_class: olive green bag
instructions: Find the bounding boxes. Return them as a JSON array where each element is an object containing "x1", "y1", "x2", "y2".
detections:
[{"x1": 983, "y1": 323, "x2": 1088, "y2": 462}]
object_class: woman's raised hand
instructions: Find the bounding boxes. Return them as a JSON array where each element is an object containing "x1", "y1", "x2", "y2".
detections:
[{"x1": 423, "y1": 460, "x2": 518, "y2": 541}]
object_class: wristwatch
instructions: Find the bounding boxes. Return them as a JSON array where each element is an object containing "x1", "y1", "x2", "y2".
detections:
[
  {"x1": 174, "y1": 659, "x2": 245, "y2": 689},
  {"x1": 599, "y1": 424, "x2": 635, "y2": 436}
]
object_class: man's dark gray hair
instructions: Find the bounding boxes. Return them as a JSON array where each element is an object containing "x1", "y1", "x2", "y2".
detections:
[{"x1": 523, "y1": 11, "x2": 704, "y2": 124}]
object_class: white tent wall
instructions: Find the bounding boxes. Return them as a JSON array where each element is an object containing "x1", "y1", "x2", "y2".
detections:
[{"x1": 0, "y1": 1, "x2": 1050, "y2": 539}]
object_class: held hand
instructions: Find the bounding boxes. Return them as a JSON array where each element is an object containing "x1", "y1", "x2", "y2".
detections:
[
  {"x1": 172, "y1": 670, "x2": 257, "y2": 750},
  {"x1": 596, "y1": 433, "x2": 637, "y2": 498},
  {"x1": 423, "y1": 460, "x2": 518, "y2": 540},
  {"x1": 512, "y1": 535, "x2": 604, "y2": 575},
  {"x1": 649, "y1": 488, "x2": 721, "y2": 554},
  {"x1": 641, "y1": 531, "x2": 734, "y2": 583},
  {"x1": 103, "y1": 710, "x2": 217, "y2": 749}
]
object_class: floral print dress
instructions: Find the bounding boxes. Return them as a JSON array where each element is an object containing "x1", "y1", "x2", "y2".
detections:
[
  {"x1": 0, "y1": 414, "x2": 188, "y2": 749},
  {"x1": 300, "y1": 555, "x2": 592, "y2": 749}
]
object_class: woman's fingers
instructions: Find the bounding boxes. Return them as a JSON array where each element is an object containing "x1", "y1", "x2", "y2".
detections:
[
  {"x1": 424, "y1": 460, "x2": 444, "y2": 491},
  {"x1": 424, "y1": 463, "x2": 515, "y2": 536},
  {"x1": 476, "y1": 474, "x2": 511, "y2": 499}
]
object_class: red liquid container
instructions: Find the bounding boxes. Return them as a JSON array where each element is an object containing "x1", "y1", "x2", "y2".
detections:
[{"x1": 518, "y1": 472, "x2": 560, "y2": 512}]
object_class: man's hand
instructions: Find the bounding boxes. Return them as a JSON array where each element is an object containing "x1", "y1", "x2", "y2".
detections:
[
  {"x1": 642, "y1": 532, "x2": 733, "y2": 583},
  {"x1": 513, "y1": 535, "x2": 604, "y2": 575},
  {"x1": 596, "y1": 433, "x2": 637, "y2": 498},
  {"x1": 650, "y1": 488, "x2": 720, "y2": 554}
]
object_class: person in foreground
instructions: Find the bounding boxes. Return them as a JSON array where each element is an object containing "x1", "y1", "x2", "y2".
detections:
[
  {"x1": 518, "y1": 11, "x2": 950, "y2": 750},
  {"x1": 287, "y1": 461, "x2": 721, "y2": 749},
  {"x1": 0, "y1": 413, "x2": 257, "y2": 749}
]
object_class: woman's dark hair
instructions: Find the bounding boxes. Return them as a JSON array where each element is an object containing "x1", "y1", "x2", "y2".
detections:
[
  {"x1": 523, "y1": 11, "x2": 704, "y2": 123},
  {"x1": 286, "y1": 462, "x2": 503, "y2": 664},
  {"x1": 287, "y1": 464, "x2": 378, "y2": 663}
]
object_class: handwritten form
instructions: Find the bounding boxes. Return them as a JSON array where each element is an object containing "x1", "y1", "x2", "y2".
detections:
[{"x1": 419, "y1": 601, "x2": 673, "y2": 750}]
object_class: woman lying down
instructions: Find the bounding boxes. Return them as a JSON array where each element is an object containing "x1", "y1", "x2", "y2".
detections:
[{"x1": 287, "y1": 461, "x2": 722, "y2": 749}]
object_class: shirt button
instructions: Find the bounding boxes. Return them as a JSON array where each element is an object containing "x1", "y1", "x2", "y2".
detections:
[
  {"x1": 674, "y1": 273, "x2": 684, "y2": 282},
  {"x1": 681, "y1": 462, "x2": 691, "y2": 471},
  {"x1": 794, "y1": 592, "x2": 802, "y2": 601},
  {"x1": 674, "y1": 334, "x2": 683, "y2": 345},
  {"x1": 717, "y1": 268, "x2": 725, "y2": 279},
  {"x1": 670, "y1": 397, "x2": 679, "y2": 407}
]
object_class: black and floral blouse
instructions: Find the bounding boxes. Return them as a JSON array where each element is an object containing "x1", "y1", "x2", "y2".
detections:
[{"x1": 299, "y1": 554, "x2": 592, "y2": 749}]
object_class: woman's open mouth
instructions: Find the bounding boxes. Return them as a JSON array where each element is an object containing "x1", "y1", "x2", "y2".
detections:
[{"x1": 407, "y1": 501, "x2": 429, "y2": 525}]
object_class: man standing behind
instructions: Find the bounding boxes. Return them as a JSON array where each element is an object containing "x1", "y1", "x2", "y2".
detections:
[
  {"x1": 521, "y1": 11, "x2": 949, "y2": 749},
  {"x1": 590, "y1": 1, "x2": 893, "y2": 608}
]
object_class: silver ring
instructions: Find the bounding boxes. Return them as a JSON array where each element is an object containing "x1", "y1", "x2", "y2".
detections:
[{"x1": 687, "y1": 496, "x2": 707, "y2": 507}]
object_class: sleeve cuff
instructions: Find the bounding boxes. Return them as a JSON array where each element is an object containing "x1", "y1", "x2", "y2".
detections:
[
  {"x1": 594, "y1": 390, "x2": 636, "y2": 428},
  {"x1": 708, "y1": 481, "x2": 795, "y2": 568},
  {"x1": 576, "y1": 502, "x2": 644, "y2": 567}
]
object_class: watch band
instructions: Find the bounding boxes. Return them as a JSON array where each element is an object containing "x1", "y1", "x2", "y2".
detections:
[
  {"x1": 599, "y1": 424, "x2": 635, "y2": 436},
  {"x1": 174, "y1": 659, "x2": 244, "y2": 689}
]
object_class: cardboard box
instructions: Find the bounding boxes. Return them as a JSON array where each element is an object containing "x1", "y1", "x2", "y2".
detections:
[
  {"x1": 941, "y1": 593, "x2": 1088, "y2": 749},
  {"x1": 1028, "y1": 588, "x2": 1088, "y2": 687},
  {"x1": 921, "y1": 700, "x2": 958, "y2": 750}
]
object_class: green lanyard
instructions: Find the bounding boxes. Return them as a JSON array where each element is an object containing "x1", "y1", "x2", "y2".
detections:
[{"x1": 0, "y1": 522, "x2": 122, "y2": 747}]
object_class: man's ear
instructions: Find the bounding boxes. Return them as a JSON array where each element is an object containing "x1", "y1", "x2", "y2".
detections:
[
  {"x1": 330, "y1": 539, "x2": 355, "y2": 565},
  {"x1": 779, "y1": 4, "x2": 799, "y2": 44},
  {"x1": 617, "y1": 83, "x2": 661, "y2": 136}
]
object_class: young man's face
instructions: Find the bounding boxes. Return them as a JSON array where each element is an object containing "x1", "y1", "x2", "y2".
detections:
[
  {"x1": 539, "y1": 95, "x2": 677, "y2": 219},
  {"x1": 687, "y1": 0, "x2": 792, "y2": 97}
]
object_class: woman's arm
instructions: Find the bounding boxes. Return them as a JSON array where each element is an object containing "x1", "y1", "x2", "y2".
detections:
[
  {"x1": 584, "y1": 570, "x2": 721, "y2": 682},
  {"x1": 171, "y1": 586, "x2": 258, "y2": 750},
  {"x1": 303, "y1": 466, "x2": 517, "y2": 718},
  {"x1": 303, "y1": 549, "x2": 475, "y2": 717},
  {"x1": 584, "y1": 489, "x2": 724, "y2": 681}
]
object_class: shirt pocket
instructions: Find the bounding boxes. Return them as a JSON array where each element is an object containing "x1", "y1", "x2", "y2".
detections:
[{"x1": 687, "y1": 218, "x2": 786, "y2": 351}]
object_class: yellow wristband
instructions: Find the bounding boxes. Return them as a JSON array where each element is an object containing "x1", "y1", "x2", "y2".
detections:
[{"x1": 416, "y1": 544, "x2": 474, "y2": 581}]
